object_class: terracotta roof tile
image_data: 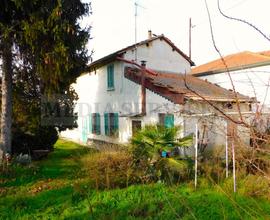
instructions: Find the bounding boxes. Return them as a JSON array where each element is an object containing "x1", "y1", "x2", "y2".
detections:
[
  {"x1": 191, "y1": 51, "x2": 270, "y2": 76},
  {"x1": 125, "y1": 67, "x2": 253, "y2": 104},
  {"x1": 259, "y1": 50, "x2": 270, "y2": 57}
]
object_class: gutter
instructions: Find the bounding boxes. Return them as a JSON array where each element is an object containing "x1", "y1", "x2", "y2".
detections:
[{"x1": 192, "y1": 60, "x2": 270, "y2": 77}]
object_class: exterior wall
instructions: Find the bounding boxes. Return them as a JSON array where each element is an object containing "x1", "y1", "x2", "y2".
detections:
[
  {"x1": 61, "y1": 54, "x2": 187, "y2": 144},
  {"x1": 124, "y1": 39, "x2": 191, "y2": 74},
  {"x1": 198, "y1": 65, "x2": 270, "y2": 109},
  {"x1": 182, "y1": 100, "x2": 251, "y2": 155},
  {"x1": 61, "y1": 40, "x2": 192, "y2": 144},
  {"x1": 60, "y1": 65, "x2": 185, "y2": 144},
  {"x1": 61, "y1": 40, "x2": 251, "y2": 149}
]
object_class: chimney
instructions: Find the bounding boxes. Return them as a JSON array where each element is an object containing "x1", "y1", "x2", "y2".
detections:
[
  {"x1": 141, "y1": 60, "x2": 147, "y2": 116},
  {"x1": 148, "y1": 30, "x2": 152, "y2": 39}
]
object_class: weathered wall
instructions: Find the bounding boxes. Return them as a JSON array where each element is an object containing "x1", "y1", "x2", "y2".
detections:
[{"x1": 124, "y1": 39, "x2": 191, "y2": 74}]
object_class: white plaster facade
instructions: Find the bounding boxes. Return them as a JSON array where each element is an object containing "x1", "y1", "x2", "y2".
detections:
[{"x1": 61, "y1": 37, "x2": 251, "y2": 149}]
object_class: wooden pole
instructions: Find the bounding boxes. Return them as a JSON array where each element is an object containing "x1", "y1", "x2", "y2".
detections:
[
  {"x1": 225, "y1": 121, "x2": 229, "y2": 178},
  {"x1": 232, "y1": 139, "x2": 236, "y2": 193},
  {"x1": 189, "y1": 18, "x2": 192, "y2": 59},
  {"x1": 134, "y1": 1, "x2": 138, "y2": 62},
  {"x1": 195, "y1": 123, "x2": 198, "y2": 189}
]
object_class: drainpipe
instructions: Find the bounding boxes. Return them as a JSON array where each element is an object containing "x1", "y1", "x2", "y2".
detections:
[{"x1": 141, "y1": 60, "x2": 147, "y2": 116}]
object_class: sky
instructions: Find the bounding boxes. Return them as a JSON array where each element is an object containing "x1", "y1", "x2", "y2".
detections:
[{"x1": 82, "y1": 0, "x2": 270, "y2": 66}]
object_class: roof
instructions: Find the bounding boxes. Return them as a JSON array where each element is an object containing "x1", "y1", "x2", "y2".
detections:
[
  {"x1": 259, "y1": 50, "x2": 270, "y2": 57},
  {"x1": 191, "y1": 51, "x2": 270, "y2": 76},
  {"x1": 87, "y1": 35, "x2": 195, "y2": 72},
  {"x1": 125, "y1": 67, "x2": 253, "y2": 104}
]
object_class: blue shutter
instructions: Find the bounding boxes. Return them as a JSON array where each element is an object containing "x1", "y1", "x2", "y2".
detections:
[
  {"x1": 165, "y1": 114, "x2": 174, "y2": 128},
  {"x1": 113, "y1": 113, "x2": 119, "y2": 136},
  {"x1": 88, "y1": 114, "x2": 92, "y2": 133},
  {"x1": 96, "y1": 113, "x2": 101, "y2": 135},
  {"x1": 114, "y1": 113, "x2": 119, "y2": 131},
  {"x1": 107, "y1": 65, "x2": 114, "y2": 89},
  {"x1": 104, "y1": 113, "x2": 109, "y2": 135}
]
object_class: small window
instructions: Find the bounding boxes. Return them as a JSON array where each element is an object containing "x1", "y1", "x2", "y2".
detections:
[
  {"x1": 104, "y1": 113, "x2": 119, "y2": 136},
  {"x1": 107, "y1": 64, "x2": 114, "y2": 90},
  {"x1": 92, "y1": 113, "x2": 101, "y2": 135},
  {"x1": 159, "y1": 113, "x2": 174, "y2": 128}
]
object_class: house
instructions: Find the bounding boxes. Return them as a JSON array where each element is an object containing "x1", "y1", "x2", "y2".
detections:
[
  {"x1": 190, "y1": 51, "x2": 270, "y2": 111},
  {"x1": 61, "y1": 33, "x2": 254, "y2": 150}
]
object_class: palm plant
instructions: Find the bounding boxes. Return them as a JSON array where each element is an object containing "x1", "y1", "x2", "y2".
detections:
[{"x1": 130, "y1": 124, "x2": 193, "y2": 184}]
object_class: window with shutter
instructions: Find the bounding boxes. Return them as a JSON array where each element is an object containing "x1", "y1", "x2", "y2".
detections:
[
  {"x1": 107, "y1": 64, "x2": 114, "y2": 90},
  {"x1": 88, "y1": 114, "x2": 92, "y2": 133},
  {"x1": 104, "y1": 112, "x2": 119, "y2": 136},
  {"x1": 165, "y1": 114, "x2": 174, "y2": 128},
  {"x1": 92, "y1": 113, "x2": 101, "y2": 135},
  {"x1": 104, "y1": 113, "x2": 109, "y2": 135},
  {"x1": 159, "y1": 113, "x2": 174, "y2": 128}
]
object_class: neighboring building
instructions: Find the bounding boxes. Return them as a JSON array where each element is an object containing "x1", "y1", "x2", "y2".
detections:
[
  {"x1": 61, "y1": 34, "x2": 253, "y2": 149},
  {"x1": 190, "y1": 51, "x2": 270, "y2": 110}
]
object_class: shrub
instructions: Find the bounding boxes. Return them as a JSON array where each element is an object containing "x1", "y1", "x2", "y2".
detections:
[
  {"x1": 12, "y1": 127, "x2": 58, "y2": 156},
  {"x1": 82, "y1": 150, "x2": 138, "y2": 189},
  {"x1": 238, "y1": 175, "x2": 270, "y2": 200}
]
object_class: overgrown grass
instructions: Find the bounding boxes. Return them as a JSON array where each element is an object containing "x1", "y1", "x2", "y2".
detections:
[{"x1": 0, "y1": 139, "x2": 270, "y2": 219}]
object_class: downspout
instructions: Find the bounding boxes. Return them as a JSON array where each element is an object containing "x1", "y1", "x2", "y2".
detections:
[{"x1": 141, "y1": 61, "x2": 147, "y2": 116}]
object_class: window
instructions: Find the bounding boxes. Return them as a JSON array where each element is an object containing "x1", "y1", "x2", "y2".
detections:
[
  {"x1": 104, "y1": 113, "x2": 119, "y2": 136},
  {"x1": 132, "y1": 120, "x2": 142, "y2": 135},
  {"x1": 92, "y1": 113, "x2": 101, "y2": 135},
  {"x1": 159, "y1": 113, "x2": 174, "y2": 128},
  {"x1": 107, "y1": 64, "x2": 114, "y2": 90}
]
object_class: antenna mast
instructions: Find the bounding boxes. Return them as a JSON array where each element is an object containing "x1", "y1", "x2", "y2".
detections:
[
  {"x1": 134, "y1": 1, "x2": 138, "y2": 62},
  {"x1": 189, "y1": 17, "x2": 192, "y2": 59},
  {"x1": 134, "y1": 1, "x2": 146, "y2": 62}
]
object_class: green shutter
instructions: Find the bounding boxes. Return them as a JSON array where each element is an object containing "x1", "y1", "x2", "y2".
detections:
[
  {"x1": 96, "y1": 113, "x2": 101, "y2": 135},
  {"x1": 165, "y1": 114, "x2": 174, "y2": 128},
  {"x1": 107, "y1": 65, "x2": 114, "y2": 89},
  {"x1": 88, "y1": 114, "x2": 92, "y2": 133},
  {"x1": 111, "y1": 113, "x2": 119, "y2": 136},
  {"x1": 114, "y1": 113, "x2": 119, "y2": 131},
  {"x1": 104, "y1": 113, "x2": 109, "y2": 135}
]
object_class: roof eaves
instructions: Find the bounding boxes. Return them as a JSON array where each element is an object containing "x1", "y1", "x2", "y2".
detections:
[
  {"x1": 192, "y1": 60, "x2": 270, "y2": 77},
  {"x1": 86, "y1": 35, "x2": 195, "y2": 74}
]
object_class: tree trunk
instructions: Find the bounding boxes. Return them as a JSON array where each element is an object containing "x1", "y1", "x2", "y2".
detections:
[{"x1": 1, "y1": 38, "x2": 13, "y2": 160}]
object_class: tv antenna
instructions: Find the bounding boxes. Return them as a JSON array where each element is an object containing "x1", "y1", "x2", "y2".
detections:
[{"x1": 134, "y1": 1, "x2": 146, "y2": 62}]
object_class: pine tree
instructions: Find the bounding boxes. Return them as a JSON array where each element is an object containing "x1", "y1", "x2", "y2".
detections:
[{"x1": 0, "y1": 0, "x2": 90, "y2": 160}]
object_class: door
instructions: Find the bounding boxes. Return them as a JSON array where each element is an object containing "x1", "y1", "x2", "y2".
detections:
[{"x1": 132, "y1": 120, "x2": 142, "y2": 136}]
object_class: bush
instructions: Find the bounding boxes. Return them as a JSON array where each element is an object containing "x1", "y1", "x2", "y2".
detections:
[
  {"x1": 156, "y1": 158, "x2": 193, "y2": 184},
  {"x1": 238, "y1": 175, "x2": 270, "y2": 200},
  {"x1": 12, "y1": 127, "x2": 58, "y2": 156},
  {"x1": 82, "y1": 150, "x2": 139, "y2": 189}
]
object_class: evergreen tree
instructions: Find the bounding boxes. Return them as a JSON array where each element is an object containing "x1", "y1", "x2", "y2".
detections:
[{"x1": 0, "y1": 0, "x2": 90, "y2": 158}]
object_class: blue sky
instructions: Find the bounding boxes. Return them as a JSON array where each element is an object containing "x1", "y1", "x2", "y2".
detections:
[{"x1": 82, "y1": 0, "x2": 270, "y2": 65}]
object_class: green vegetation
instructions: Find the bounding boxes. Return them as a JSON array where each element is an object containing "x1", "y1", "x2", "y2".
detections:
[
  {"x1": 0, "y1": 139, "x2": 270, "y2": 219},
  {"x1": 131, "y1": 125, "x2": 193, "y2": 184},
  {"x1": 0, "y1": 0, "x2": 90, "y2": 155}
]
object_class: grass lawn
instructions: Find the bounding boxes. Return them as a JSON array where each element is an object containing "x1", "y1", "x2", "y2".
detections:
[{"x1": 0, "y1": 139, "x2": 270, "y2": 219}]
